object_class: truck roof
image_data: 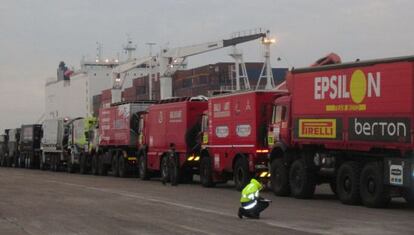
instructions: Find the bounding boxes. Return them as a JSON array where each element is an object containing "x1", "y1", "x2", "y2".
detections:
[
  {"x1": 292, "y1": 55, "x2": 414, "y2": 74},
  {"x1": 209, "y1": 90, "x2": 284, "y2": 99}
]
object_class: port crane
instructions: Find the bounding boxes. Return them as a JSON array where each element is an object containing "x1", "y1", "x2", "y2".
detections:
[{"x1": 111, "y1": 29, "x2": 268, "y2": 102}]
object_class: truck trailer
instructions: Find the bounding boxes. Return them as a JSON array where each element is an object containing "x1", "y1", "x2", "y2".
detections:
[
  {"x1": 94, "y1": 102, "x2": 153, "y2": 177},
  {"x1": 138, "y1": 97, "x2": 208, "y2": 183},
  {"x1": 0, "y1": 133, "x2": 8, "y2": 167},
  {"x1": 40, "y1": 118, "x2": 67, "y2": 171},
  {"x1": 7, "y1": 128, "x2": 21, "y2": 167},
  {"x1": 199, "y1": 91, "x2": 278, "y2": 190},
  {"x1": 20, "y1": 124, "x2": 42, "y2": 169},
  {"x1": 268, "y1": 55, "x2": 414, "y2": 208}
]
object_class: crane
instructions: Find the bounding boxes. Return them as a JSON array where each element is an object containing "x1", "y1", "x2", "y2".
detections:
[
  {"x1": 111, "y1": 56, "x2": 154, "y2": 103},
  {"x1": 157, "y1": 29, "x2": 267, "y2": 99},
  {"x1": 111, "y1": 29, "x2": 268, "y2": 102}
]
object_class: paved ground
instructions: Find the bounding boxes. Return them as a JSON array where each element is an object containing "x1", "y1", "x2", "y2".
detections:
[{"x1": 0, "y1": 168, "x2": 413, "y2": 235}]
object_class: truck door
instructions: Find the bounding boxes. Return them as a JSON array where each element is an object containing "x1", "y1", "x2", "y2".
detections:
[{"x1": 269, "y1": 103, "x2": 289, "y2": 147}]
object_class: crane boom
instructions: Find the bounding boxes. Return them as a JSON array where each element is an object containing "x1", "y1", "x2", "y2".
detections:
[
  {"x1": 111, "y1": 56, "x2": 153, "y2": 103},
  {"x1": 161, "y1": 33, "x2": 266, "y2": 58}
]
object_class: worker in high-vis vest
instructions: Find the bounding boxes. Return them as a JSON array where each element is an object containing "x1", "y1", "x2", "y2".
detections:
[{"x1": 238, "y1": 178, "x2": 271, "y2": 219}]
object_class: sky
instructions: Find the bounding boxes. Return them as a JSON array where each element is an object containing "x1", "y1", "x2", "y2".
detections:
[{"x1": 0, "y1": 0, "x2": 413, "y2": 132}]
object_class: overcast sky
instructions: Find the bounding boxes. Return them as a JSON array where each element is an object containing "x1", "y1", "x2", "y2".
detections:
[{"x1": 0, "y1": 0, "x2": 413, "y2": 132}]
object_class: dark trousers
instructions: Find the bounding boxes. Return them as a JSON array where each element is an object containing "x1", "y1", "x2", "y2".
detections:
[{"x1": 240, "y1": 199, "x2": 269, "y2": 218}]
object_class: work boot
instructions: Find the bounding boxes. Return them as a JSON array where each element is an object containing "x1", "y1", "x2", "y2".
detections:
[{"x1": 237, "y1": 208, "x2": 243, "y2": 219}]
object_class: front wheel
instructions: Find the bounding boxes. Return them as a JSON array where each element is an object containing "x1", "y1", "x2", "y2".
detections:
[
  {"x1": 234, "y1": 157, "x2": 250, "y2": 191},
  {"x1": 79, "y1": 154, "x2": 87, "y2": 174},
  {"x1": 200, "y1": 156, "x2": 214, "y2": 187},
  {"x1": 139, "y1": 153, "x2": 150, "y2": 180},
  {"x1": 271, "y1": 159, "x2": 290, "y2": 196},
  {"x1": 289, "y1": 158, "x2": 316, "y2": 199}
]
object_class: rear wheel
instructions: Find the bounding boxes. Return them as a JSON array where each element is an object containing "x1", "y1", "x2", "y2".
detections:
[
  {"x1": 337, "y1": 161, "x2": 361, "y2": 205},
  {"x1": 403, "y1": 189, "x2": 414, "y2": 207},
  {"x1": 112, "y1": 153, "x2": 119, "y2": 177},
  {"x1": 234, "y1": 157, "x2": 250, "y2": 191},
  {"x1": 98, "y1": 155, "x2": 108, "y2": 176},
  {"x1": 360, "y1": 162, "x2": 390, "y2": 208},
  {"x1": 200, "y1": 156, "x2": 214, "y2": 187},
  {"x1": 139, "y1": 153, "x2": 150, "y2": 180},
  {"x1": 270, "y1": 158, "x2": 290, "y2": 196},
  {"x1": 289, "y1": 158, "x2": 316, "y2": 199},
  {"x1": 91, "y1": 154, "x2": 99, "y2": 175},
  {"x1": 67, "y1": 155, "x2": 76, "y2": 173}
]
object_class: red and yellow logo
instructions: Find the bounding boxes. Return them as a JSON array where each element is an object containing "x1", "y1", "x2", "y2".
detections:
[
  {"x1": 314, "y1": 70, "x2": 381, "y2": 112},
  {"x1": 299, "y1": 119, "x2": 337, "y2": 138}
]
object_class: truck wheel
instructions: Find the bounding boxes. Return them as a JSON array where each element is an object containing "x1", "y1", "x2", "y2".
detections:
[
  {"x1": 329, "y1": 180, "x2": 337, "y2": 196},
  {"x1": 289, "y1": 158, "x2": 316, "y2": 199},
  {"x1": 91, "y1": 154, "x2": 99, "y2": 175},
  {"x1": 360, "y1": 162, "x2": 390, "y2": 208},
  {"x1": 161, "y1": 155, "x2": 170, "y2": 183},
  {"x1": 79, "y1": 154, "x2": 87, "y2": 174},
  {"x1": 112, "y1": 154, "x2": 119, "y2": 177},
  {"x1": 118, "y1": 155, "x2": 128, "y2": 178},
  {"x1": 234, "y1": 157, "x2": 250, "y2": 191},
  {"x1": 200, "y1": 156, "x2": 215, "y2": 187},
  {"x1": 337, "y1": 161, "x2": 361, "y2": 205},
  {"x1": 98, "y1": 156, "x2": 108, "y2": 176},
  {"x1": 402, "y1": 189, "x2": 414, "y2": 207},
  {"x1": 271, "y1": 159, "x2": 290, "y2": 196},
  {"x1": 139, "y1": 154, "x2": 150, "y2": 180},
  {"x1": 67, "y1": 158, "x2": 75, "y2": 173}
]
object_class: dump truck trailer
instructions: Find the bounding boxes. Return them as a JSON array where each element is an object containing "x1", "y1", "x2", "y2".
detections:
[
  {"x1": 20, "y1": 124, "x2": 42, "y2": 169},
  {"x1": 138, "y1": 97, "x2": 208, "y2": 183},
  {"x1": 95, "y1": 102, "x2": 153, "y2": 177},
  {"x1": 199, "y1": 91, "x2": 279, "y2": 190},
  {"x1": 268, "y1": 55, "x2": 414, "y2": 208}
]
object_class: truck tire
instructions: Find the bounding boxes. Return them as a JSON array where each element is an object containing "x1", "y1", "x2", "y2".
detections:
[
  {"x1": 112, "y1": 154, "x2": 119, "y2": 177},
  {"x1": 98, "y1": 155, "x2": 108, "y2": 176},
  {"x1": 289, "y1": 158, "x2": 316, "y2": 199},
  {"x1": 79, "y1": 154, "x2": 87, "y2": 174},
  {"x1": 200, "y1": 156, "x2": 215, "y2": 187},
  {"x1": 271, "y1": 158, "x2": 291, "y2": 196},
  {"x1": 234, "y1": 157, "x2": 250, "y2": 191},
  {"x1": 402, "y1": 189, "x2": 414, "y2": 207},
  {"x1": 329, "y1": 180, "x2": 337, "y2": 196},
  {"x1": 139, "y1": 154, "x2": 150, "y2": 180},
  {"x1": 360, "y1": 162, "x2": 390, "y2": 208},
  {"x1": 118, "y1": 155, "x2": 128, "y2": 178},
  {"x1": 91, "y1": 154, "x2": 99, "y2": 175},
  {"x1": 67, "y1": 158, "x2": 76, "y2": 173},
  {"x1": 337, "y1": 161, "x2": 361, "y2": 205},
  {"x1": 40, "y1": 154, "x2": 46, "y2": 171},
  {"x1": 161, "y1": 155, "x2": 170, "y2": 183}
]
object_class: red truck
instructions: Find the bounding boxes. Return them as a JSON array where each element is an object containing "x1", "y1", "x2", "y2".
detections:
[
  {"x1": 137, "y1": 97, "x2": 208, "y2": 183},
  {"x1": 94, "y1": 101, "x2": 153, "y2": 177},
  {"x1": 268, "y1": 55, "x2": 414, "y2": 207},
  {"x1": 199, "y1": 91, "x2": 281, "y2": 190}
]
